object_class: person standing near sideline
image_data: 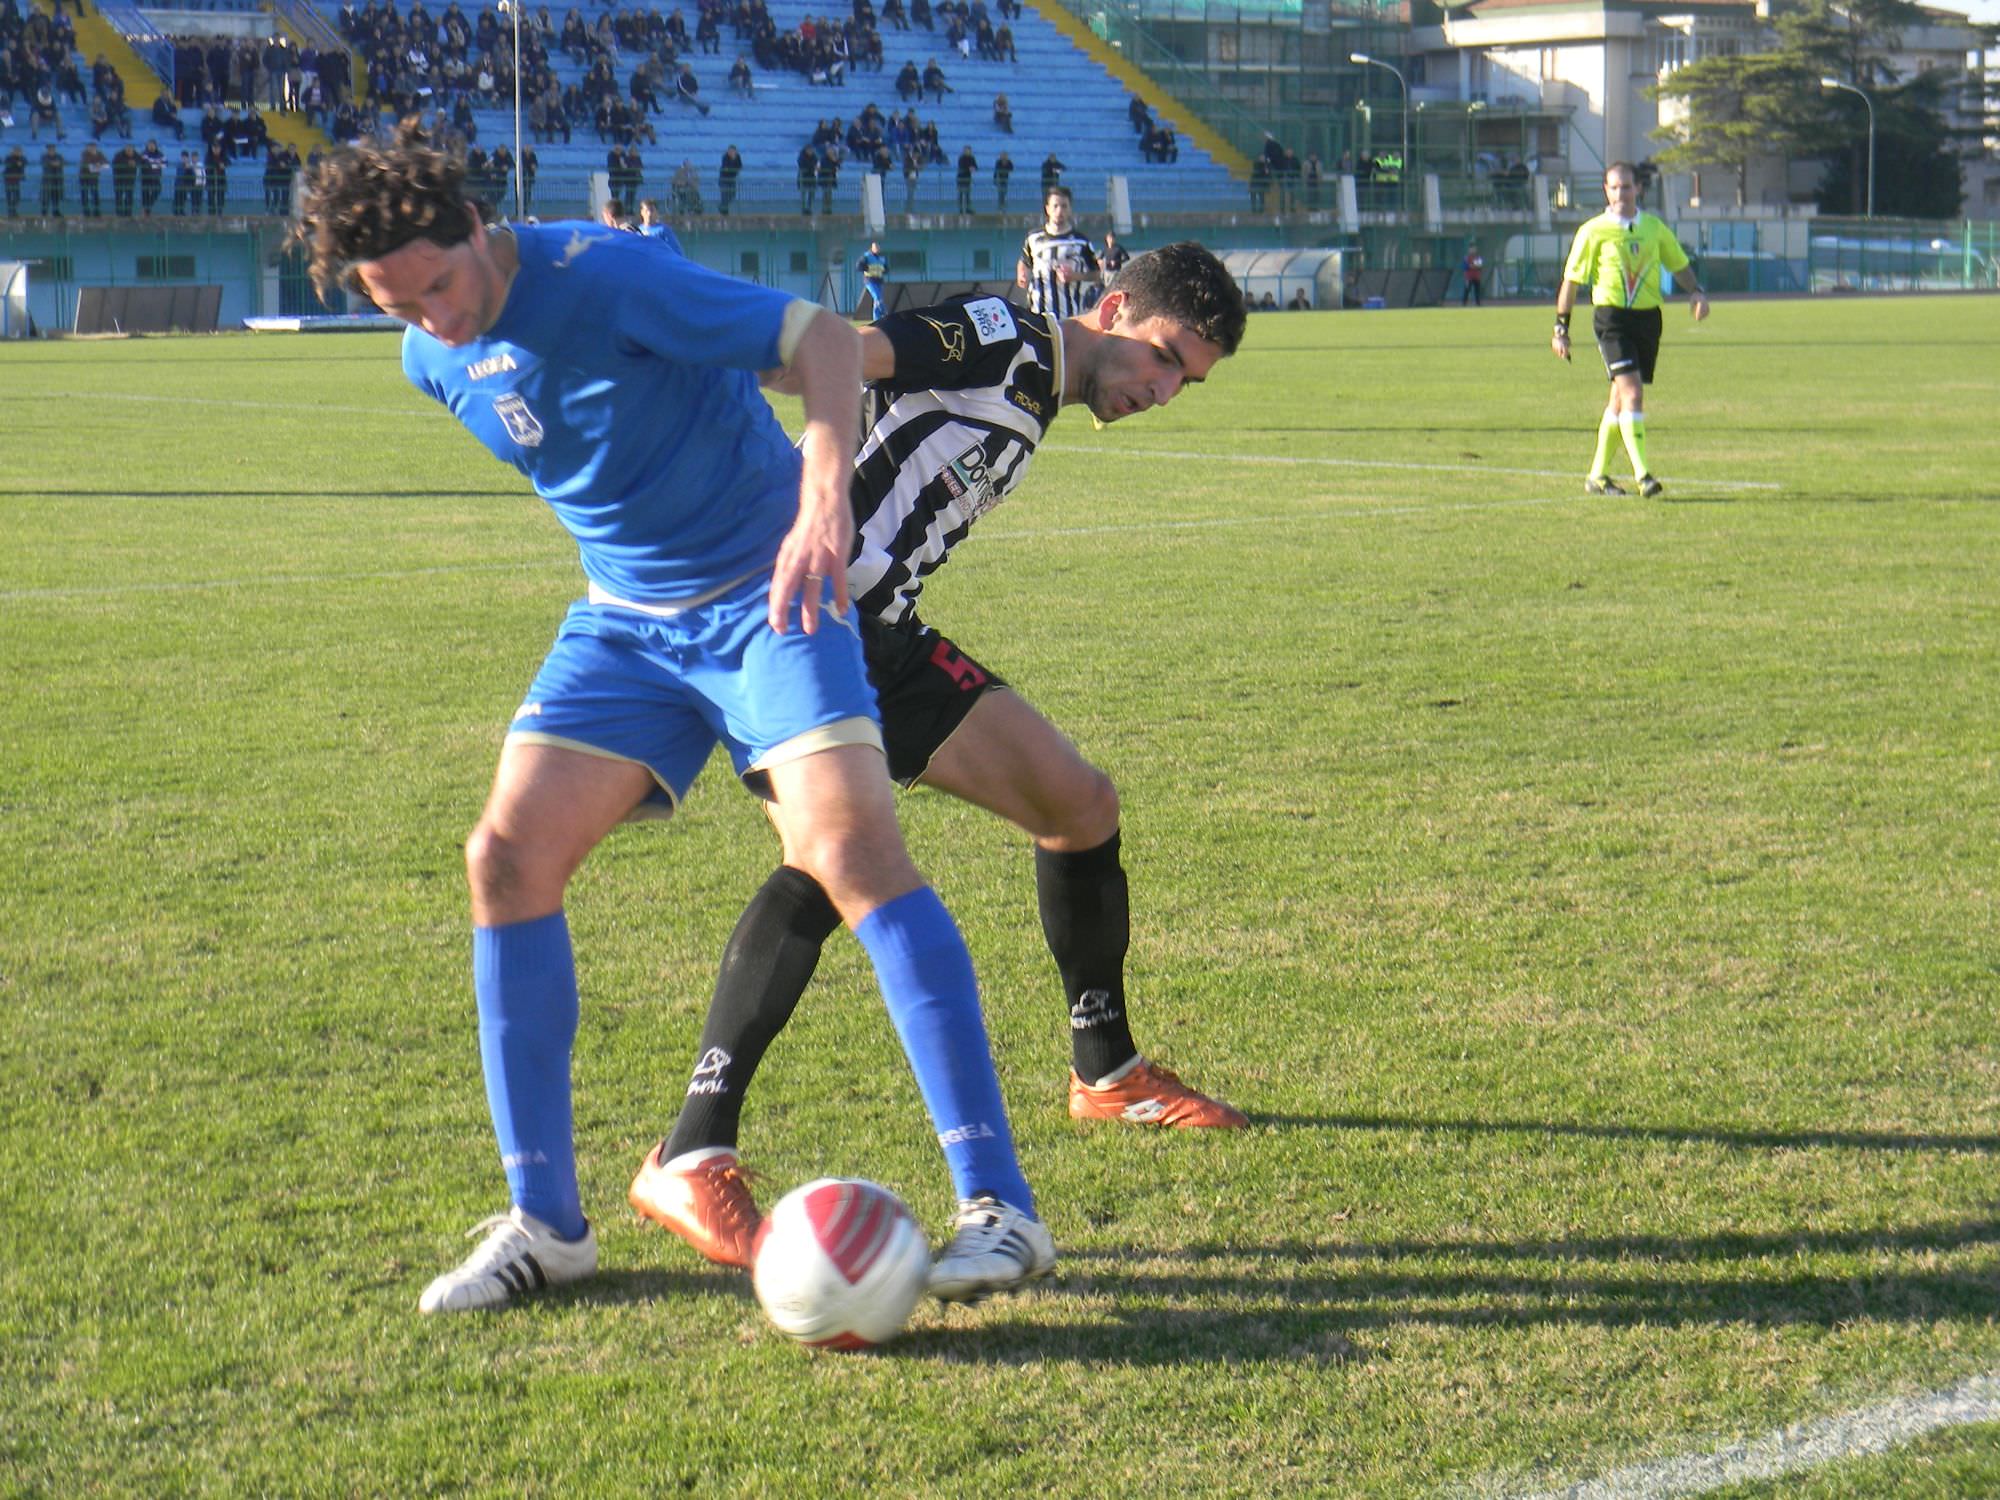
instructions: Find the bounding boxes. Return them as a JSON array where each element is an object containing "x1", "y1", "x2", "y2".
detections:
[
  {"x1": 295, "y1": 123, "x2": 1055, "y2": 1314},
  {"x1": 1459, "y1": 239, "x2": 1484, "y2": 306},
  {"x1": 854, "y1": 239, "x2": 888, "y2": 320},
  {"x1": 1552, "y1": 161, "x2": 1708, "y2": 499}
]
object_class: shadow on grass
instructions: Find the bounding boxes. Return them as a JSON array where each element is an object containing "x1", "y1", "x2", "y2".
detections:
[
  {"x1": 1256, "y1": 1111, "x2": 2000, "y2": 1155},
  {"x1": 870, "y1": 1216, "x2": 2000, "y2": 1365}
]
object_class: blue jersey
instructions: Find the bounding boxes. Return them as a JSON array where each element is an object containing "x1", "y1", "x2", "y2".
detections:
[{"x1": 403, "y1": 220, "x2": 802, "y2": 602}]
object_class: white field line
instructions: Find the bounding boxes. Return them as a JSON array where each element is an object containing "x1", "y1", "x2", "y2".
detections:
[
  {"x1": 1045, "y1": 442, "x2": 1783, "y2": 492},
  {"x1": 1493, "y1": 1371, "x2": 2000, "y2": 1500},
  {"x1": 0, "y1": 496, "x2": 1576, "y2": 603},
  {"x1": 9, "y1": 393, "x2": 1783, "y2": 492}
]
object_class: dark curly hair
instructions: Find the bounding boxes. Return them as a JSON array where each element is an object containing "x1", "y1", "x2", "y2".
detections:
[
  {"x1": 1107, "y1": 241, "x2": 1247, "y2": 357},
  {"x1": 295, "y1": 120, "x2": 478, "y2": 299}
]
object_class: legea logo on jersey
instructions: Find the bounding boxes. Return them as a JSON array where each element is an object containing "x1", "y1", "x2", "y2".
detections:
[
  {"x1": 963, "y1": 296, "x2": 1016, "y2": 346},
  {"x1": 493, "y1": 393, "x2": 544, "y2": 447},
  {"x1": 465, "y1": 351, "x2": 518, "y2": 380}
]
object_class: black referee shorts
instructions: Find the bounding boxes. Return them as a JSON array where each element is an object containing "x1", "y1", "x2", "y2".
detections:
[
  {"x1": 1593, "y1": 305, "x2": 1664, "y2": 385},
  {"x1": 861, "y1": 613, "x2": 1008, "y2": 786}
]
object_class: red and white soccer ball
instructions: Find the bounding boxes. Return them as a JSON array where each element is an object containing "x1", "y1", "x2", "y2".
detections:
[{"x1": 751, "y1": 1178, "x2": 931, "y2": 1350}]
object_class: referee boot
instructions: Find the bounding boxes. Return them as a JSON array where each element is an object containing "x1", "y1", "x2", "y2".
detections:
[
  {"x1": 1638, "y1": 474, "x2": 1664, "y2": 499},
  {"x1": 1584, "y1": 474, "x2": 1627, "y2": 497}
]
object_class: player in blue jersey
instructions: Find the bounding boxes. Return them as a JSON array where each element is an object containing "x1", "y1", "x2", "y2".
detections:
[{"x1": 297, "y1": 125, "x2": 1054, "y2": 1314}]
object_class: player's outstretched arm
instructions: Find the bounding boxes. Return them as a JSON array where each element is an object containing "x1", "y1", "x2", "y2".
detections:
[{"x1": 770, "y1": 307, "x2": 863, "y2": 634}]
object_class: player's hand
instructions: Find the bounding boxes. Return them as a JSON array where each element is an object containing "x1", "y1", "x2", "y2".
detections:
[
  {"x1": 1552, "y1": 332, "x2": 1571, "y2": 363},
  {"x1": 771, "y1": 448, "x2": 853, "y2": 635},
  {"x1": 1689, "y1": 290, "x2": 1710, "y2": 323}
]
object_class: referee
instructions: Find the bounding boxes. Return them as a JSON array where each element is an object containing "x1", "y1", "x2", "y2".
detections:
[
  {"x1": 1552, "y1": 161, "x2": 1709, "y2": 498},
  {"x1": 1016, "y1": 184, "x2": 1100, "y2": 318}
]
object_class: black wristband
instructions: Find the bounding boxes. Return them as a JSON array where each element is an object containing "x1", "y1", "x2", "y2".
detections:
[{"x1": 1553, "y1": 313, "x2": 1571, "y2": 336}]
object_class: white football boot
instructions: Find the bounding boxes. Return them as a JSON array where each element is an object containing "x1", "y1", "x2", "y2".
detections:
[
  {"x1": 927, "y1": 1195, "x2": 1056, "y2": 1303},
  {"x1": 418, "y1": 1206, "x2": 598, "y2": 1314}
]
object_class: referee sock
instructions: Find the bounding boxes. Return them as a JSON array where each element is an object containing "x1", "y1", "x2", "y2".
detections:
[
  {"x1": 472, "y1": 912, "x2": 587, "y2": 1242},
  {"x1": 1035, "y1": 833, "x2": 1139, "y2": 1085},
  {"x1": 1619, "y1": 410, "x2": 1649, "y2": 479},
  {"x1": 857, "y1": 886, "x2": 1034, "y2": 1215},
  {"x1": 662, "y1": 865, "x2": 841, "y2": 1160},
  {"x1": 1589, "y1": 407, "x2": 1619, "y2": 478}
]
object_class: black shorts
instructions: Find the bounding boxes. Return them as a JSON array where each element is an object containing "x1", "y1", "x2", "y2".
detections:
[
  {"x1": 1593, "y1": 305, "x2": 1663, "y2": 385},
  {"x1": 861, "y1": 614, "x2": 1007, "y2": 786}
]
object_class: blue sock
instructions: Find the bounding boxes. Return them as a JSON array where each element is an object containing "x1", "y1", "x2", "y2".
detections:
[
  {"x1": 855, "y1": 887, "x2": 1035, "y2": 1216},
  {"x1": 471, "y1": 912, "x2": 587, "y2": 1241}
]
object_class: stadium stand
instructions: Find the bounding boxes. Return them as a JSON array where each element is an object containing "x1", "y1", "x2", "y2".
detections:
[{"x1": 2, "y1": 0, "x2": 1244, "y2": 218}]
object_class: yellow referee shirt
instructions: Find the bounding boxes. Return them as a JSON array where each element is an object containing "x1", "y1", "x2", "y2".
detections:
[{"x1": 1562, "y1": 211, "x2": 1691, "y2": 311}]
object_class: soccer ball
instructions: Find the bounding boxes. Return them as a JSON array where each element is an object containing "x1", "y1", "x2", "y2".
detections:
[{"x1": 751, "y1": 1178, "x2": 931, "y2": 1350}]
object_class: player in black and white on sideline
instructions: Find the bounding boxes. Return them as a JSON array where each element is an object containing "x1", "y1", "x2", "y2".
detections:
[
  {"x1": 631, "y1": 245, "x2": 1254, "y2": 1284},
  {"x1": 1015, "y1": 184, "x2": 1101, "y2": 319}
]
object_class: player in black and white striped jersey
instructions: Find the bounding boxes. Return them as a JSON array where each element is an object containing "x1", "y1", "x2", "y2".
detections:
[
  {"x1": 1015, "y1": 184, "x2": 1101, "y2": 319},
  {"x1": 633, "y1": 245, "x2": 1252, "y2": 1291}
]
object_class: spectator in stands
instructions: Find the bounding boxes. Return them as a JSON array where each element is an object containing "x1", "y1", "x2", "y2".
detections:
[
  {"x1": 1038, "y1": 151, "x2": 1062, "y2": 193},
  {"x1": 992, "y1": 21, "x2": 1014, "y2": 60},
  {"x1": 619, "y1": 142, "x2": 644, "y2": 213},
  {"x1": 4, "y1": 146, "x2": 26, "y2": 217},
  {"x1": 671, "y1": 157, "x2": 702, "y2": 212},
  {"x1": 920, "y1": 56, "x2": 948, "y2": 102},
  {"x1": 263, "y1": 36, "x2": 290, "y2": 111},
  {"x1": 911, "y1": 0, "x2": 930, "y2": 28},
  {"x1": 1303, "y1": 151, "x2": 1321, "y2": 209},
  {"x1": 263, "y1": 141, "x2": 296, "y2": 214},
  {"x1": 949, "y1": 142, "x2": 975, "y2": 212},
  {"x1": 38, "y1": 140, "x2": 63, "y2": 214},
  {"x1": 140, "y1": 139, "x2": 165, "y2": 214},
  {"x1": 991, "y1": 93, "x2": 1010, "y2": 133},
  {"x1": 816, "y1": 143, "x2": 838, "y2": 213},
  {"x1": 205, "y1": 135, "x2": 228, "y2": 212},
  {"x1": 1258, "y1": 291, "x2": 1278, "y2": 310},
  {"x1": 796, "y1": 141, "x2": 817, "y2": 214},
  {"x1": 1100, "y1": 229, "x2": 1128, "y2": 277},
  {"x1": 520, "y1": 143, "x2": 538, "y2": 209},
  {"x1": 57, "y1": 54, "x2": 85, "y2": 108},
  {"x1": 111, "y1": 141, "x2": 140, "y2": 215},
  {"x1": 882, "y1": 0, "x2": 905, "y2": 26},
  {"x1": 900, "y1": 141, "x2": 920, "y2": 208},
  {"x1": 1248, "y1": 156, "x2": 1267, "y2": 212},
  {"x1": 675, "y1": 62, "x2": 709, "y2": 114},
  {"x1": 488, "y1": 144, "x2": 515, "y2": 208},
  {"x1": 29, "y1": 80, "x2": 62, "y2": 140},
  {"x1": 894, "y1": 59, "x2": 917, "y2": 100},
  {"x1": 1128, "y1": 93, "x2": 1148, "y2": 137},
  {"x1": 172, "y1": 147, "x2": 196, "y2": 213},
  {"x1": 151, "y1": 90, "x2": 185, "y2": 141},
  {"x1": 631, "y1": 58, "x2": 661, "y2": 114},
  {"x1": 728, "y1": 54, "x2": 752, "y2": 94},
  {"x1": 1288, "y1": 287, "x2": 1311, "y2": 310},
  {"x1": 717, "y1": 141, "x2": 741, "y2": 213},
  {"x1": 696, "y1": 7, "x2": 720, "y2": 52}
]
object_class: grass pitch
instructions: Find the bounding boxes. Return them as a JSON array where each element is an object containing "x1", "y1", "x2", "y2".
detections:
[{"x1": 2, "y1": 293, "x2": 1997, "y2": 1498}]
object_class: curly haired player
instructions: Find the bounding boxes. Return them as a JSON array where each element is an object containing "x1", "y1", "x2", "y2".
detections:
[{"x1": 298, "y1": 123, "x2": 1054, "y2": 1311}]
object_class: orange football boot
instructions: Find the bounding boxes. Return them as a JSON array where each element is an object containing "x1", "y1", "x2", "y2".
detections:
[
  {"x1": 628, "y1": 1143, "x2": 763, "y2": 1268},
  {"x1": 1068, "y1": 1059, "x2": 1248, "y2": 1129}
]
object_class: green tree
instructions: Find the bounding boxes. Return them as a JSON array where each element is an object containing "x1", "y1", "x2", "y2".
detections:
[
  {"x1": 1817, "y1": 68, "x2": 1964, "y2": 218},
  {"x1": 1651, "y1": 52, "x2": 1817, "y2": 208}
]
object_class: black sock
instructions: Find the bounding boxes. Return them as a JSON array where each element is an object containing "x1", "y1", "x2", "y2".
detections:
[
  {"x1": 1035, "y1": 832, "x2": 1139, "y2": 1084},
  {"x1": 662, "y1": 865, "x2": 841, "y2": 1159}
]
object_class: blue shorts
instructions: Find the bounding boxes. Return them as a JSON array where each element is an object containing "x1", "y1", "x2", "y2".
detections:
[{"x1": 504, "y1": 573, "x2": 883, "y2": 817}]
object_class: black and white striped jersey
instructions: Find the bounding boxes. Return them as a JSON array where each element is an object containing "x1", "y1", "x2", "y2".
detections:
[
  {"x1": 849, "y1": 295, "x2": 1064, "y2": 625},
  {"x1": 1018, "y1": 227, "x2": 1099, "y2": 319}
]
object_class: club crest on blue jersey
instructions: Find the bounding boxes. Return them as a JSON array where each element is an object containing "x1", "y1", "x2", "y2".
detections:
[{"x1": 493, "y1": 393, "x2": 545, "y2": 447}]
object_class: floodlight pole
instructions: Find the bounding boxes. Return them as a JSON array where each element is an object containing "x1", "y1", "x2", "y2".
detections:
[
  {"x1": 1351, "y1": 51, "x2": 1409, "y2": 219},
  {"x1": 1820, "y1": 76, "x2": 1874, "y2": 219},
  {"x1": 502, "y1": 0, "x2": 525, "y2": 219}
]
